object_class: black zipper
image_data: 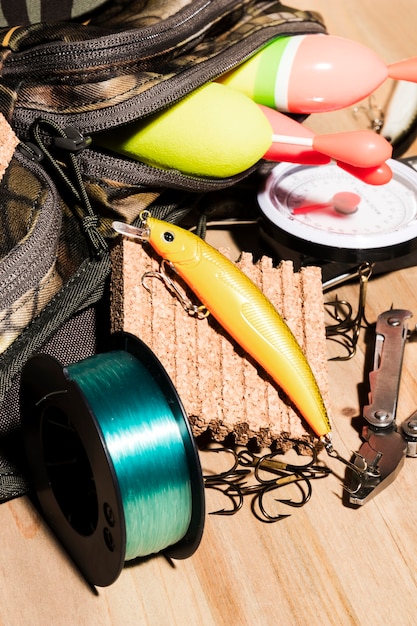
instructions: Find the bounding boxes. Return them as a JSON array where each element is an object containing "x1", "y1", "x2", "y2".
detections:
[
  {"x1": 1, "y1": 0, "x2": 242, "y2": 76},
  {"x1": 11, "y1": 15, "x2": 325, "y2": 138},
  {"x1": 0, "y1": 149, "x2": 62, "y2": 309},
  {"x1": 78, "y1": 146, "x2": 261, "y2": 192}
]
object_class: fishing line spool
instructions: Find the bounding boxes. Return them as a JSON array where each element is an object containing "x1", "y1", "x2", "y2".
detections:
[{"x1": 20, "y1": 332, "x2": 205, "y2": 587}]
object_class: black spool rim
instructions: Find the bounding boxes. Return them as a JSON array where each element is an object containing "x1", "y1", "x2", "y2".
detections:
[
  {"x1": 21, "y1": 353, "x2": 127, "y2": 587},
  {"x1": 20, "y1": 332, "x2": 205, "y2": 587}
]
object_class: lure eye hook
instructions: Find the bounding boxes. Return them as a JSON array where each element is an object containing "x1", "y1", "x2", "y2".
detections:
[{"x1": 139, "y1": 209, "x2": 151, "y2": 224}]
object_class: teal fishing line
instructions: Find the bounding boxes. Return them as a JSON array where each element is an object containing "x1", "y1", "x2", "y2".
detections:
[
  {"x1": 21, "y1": 332, "x2": 205, "y2": 586},
  {"x1": 66, "y1": 351, "x2": 193, "y2": 560}
]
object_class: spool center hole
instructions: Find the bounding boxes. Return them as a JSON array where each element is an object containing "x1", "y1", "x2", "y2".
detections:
[{"x1": 42, "y1": 407, "x2": 98, "y2": 536}]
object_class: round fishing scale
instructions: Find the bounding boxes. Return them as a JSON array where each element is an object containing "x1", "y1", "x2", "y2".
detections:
[
  {"x1": 257, "y1": 159, "x2": 417, "y2": 276},
  {"x1": 20, "y1": 332, "x2": 205, "y2": 587}
]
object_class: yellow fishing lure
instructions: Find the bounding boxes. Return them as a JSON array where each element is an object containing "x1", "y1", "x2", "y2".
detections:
[{"x1": 114, "y1": 215, "x2": 331, "y2": 439}]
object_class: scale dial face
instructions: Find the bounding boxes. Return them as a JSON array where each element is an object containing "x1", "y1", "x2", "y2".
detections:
[{"x1": 257, "y1": 160, "x2": 417, "y2": 262}]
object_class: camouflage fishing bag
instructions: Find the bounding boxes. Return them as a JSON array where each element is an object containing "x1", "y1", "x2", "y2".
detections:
[{"x1": 0, "y1": 0, "x2": 326, "y2": 501}]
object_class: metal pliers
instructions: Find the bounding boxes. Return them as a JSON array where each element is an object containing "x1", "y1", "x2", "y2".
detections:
[{"x1": 348, "y1": 309, "x2": 417, "y2": 505}]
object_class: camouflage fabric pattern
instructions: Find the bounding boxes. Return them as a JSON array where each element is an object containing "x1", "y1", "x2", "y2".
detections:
[
  {"x1": 0, "y1": 0, "x2": 109, "y2": 26},
  {"x1": 0, "y1": 1, "x2": 325, "y2": 135},
  {"x1": 0, "y1": 1, "x2": 326, "y2": 502},
  {"x1": 0, "y1": 155, "x2": 62, "y2": 353},
  {"x1": 0, "y1": 0, "x2": 326, "y2": 363}
]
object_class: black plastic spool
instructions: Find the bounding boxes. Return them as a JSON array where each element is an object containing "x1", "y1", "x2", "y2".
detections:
[{"x1": 20, "y1": 332, "x2": 205, "y2": 587}]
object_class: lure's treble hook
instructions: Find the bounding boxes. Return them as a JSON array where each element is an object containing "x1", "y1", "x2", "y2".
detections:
[
  {"x1": 142, "y1": 260, "x2": 209, "y2": 319},
  {"x1": 203, "y1": 479, "x2": 244, "y2": 516},
  {"x1": 113, "y1": 217, "x2": 209, "y2": 318},
  {"x1": 203, "y1": 447, "x2": 249, "y2": 515}
]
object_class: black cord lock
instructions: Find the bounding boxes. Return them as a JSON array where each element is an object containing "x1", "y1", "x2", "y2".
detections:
[{"x1": 53, "y1": 126, "x2": 92, "y2": 154}]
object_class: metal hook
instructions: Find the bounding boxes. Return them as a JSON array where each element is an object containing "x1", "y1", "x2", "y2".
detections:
[
  {"x1": 203, "y1": 447, "x2": 250, "y2": 515},
  {"x1": 203, "y1": 479, "x2": 244, "y2": 516},
  {"x1": 273, "y1": 475, "x2": 313, "y2": 507},
  {"x1": 250, "y1": 483, "x2": 292, "y2": 523},
  {"x1": 223, "y1": 466, "x2": 314, "y2": 522},
  {"x1": 141, "y1": 259, "x2": 209, "y2": 319},
  {"x1": 237, "y1": 439, "x2": 323, "y2": 477},
  {"x1": 203, "y1": 440, "x2": 332, "y2": 520},
  {"x1": 248, "y1": 475, "x2": 313, "y2": 523},
  {"x1": 203, "y1": 446, "x2": 250, "y2": 481},
  {"x1": 352, "y1": 95, "x2": 385, "y2": 133},
  {"x1": 252, "y1": 449, "x2": 330, "y2": 516},
  {"x1": 253, "y1": 452, "x2": 330, "y2": 485},
  {"x1": 204, "y1": 441, "x2": 331, "y2": 521},
  {"x1": 325, "y1": 297, "x2": 353, "y2": 328},
  {"x1": 325, "y1": 262, "x2": 374, "y2": 360}
]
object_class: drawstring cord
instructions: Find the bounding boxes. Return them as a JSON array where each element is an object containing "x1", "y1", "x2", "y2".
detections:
[{"x1": 29, "y1": 118, "x2": 108, "y2": 258}]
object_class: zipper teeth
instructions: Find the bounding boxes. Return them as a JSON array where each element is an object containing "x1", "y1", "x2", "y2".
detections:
[
  {"x1": 4, "y1": 0, "x2": 236, "y2": 75},
  {"x1": 12, "y1": 23, "x2": 324, "y2": 190},
  {"x1": 13, "y1": 20, "x2": 325, "y2": 136},
  {"x1": 4, "y1": 3, "x2": 323, "y2": 78},
  {"x1": 79, "y1": 149, "x2": 258, "y2": 190},
  {"x1": 0, "y1": 152, "x2": 61, "y2": 309}
]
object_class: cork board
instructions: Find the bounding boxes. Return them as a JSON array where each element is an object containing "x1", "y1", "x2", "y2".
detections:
[{"x1": 110, "y1": 239, "x2": 329, "y2": 447}]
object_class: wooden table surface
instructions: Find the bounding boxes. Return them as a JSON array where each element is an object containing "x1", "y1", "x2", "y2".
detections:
[{"x1": 2, "y1": 1, "x2": 417, "y2": 624}]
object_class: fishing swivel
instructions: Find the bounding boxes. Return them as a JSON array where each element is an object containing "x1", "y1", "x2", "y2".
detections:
[{"x1": 321, "y1": 434, "x2": 372, "y2": 496}]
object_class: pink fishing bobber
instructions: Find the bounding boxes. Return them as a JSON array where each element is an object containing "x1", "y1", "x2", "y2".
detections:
[
  {"x1": 260, "y1": 105, "x2": 330, "y2": 164},
  {"x1": 336, "y1": 161, "x2": 393, "y2": 185},
  {"x1": 388, "y1": 56, "x2": 417, "y2": 82},
  {"x1": 261, "y1": 105, "x2": 392, "y2": 168},
  {"x1": 219, "y1": 34, "x2": 389, "y2": 113},
  {"x1": 312, "y1": 130, "x2": 392, "y2": 167},
  {"x1": 259, "y1": 104, "x2": 393, "y2": 184}
]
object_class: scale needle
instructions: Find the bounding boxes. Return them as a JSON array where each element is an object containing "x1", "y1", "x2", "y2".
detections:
[{"x1": 292, "y1": 191, "x2": 361, "y2": 215}]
